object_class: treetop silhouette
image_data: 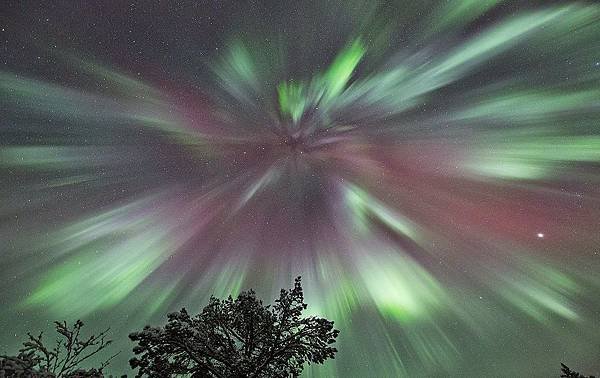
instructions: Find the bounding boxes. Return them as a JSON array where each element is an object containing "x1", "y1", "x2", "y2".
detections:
[
  {"x1": 0, "y1": 320, "x2": 117, "y2": 377},
  {"x1": 129, "y1": 276, "x2": 339, "y2": 377}
]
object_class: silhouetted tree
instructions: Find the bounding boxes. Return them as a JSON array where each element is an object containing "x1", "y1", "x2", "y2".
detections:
[
  {"x1": 561, "y1": 363, "x2": 596, "y2": 378},
  {"x1": 0, "y1": 320, "x2": 117, "y2": 377},
  {"x1": 129, "y1": 277, "x2": 339, "y2": 377}
]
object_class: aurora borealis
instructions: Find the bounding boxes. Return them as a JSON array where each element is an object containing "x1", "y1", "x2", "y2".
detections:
[{"x1": 1, "y1": 1, "x2": 600, "y2": 376}]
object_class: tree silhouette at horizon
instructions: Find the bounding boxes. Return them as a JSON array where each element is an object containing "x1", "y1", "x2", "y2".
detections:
[
  {"x1": 129, "y1": 276, "x2": 339, "y2": 377},
  {"x1": 0, "y1": 320, "x2": 117, "y2": 377},
  {"x1": 561, "y1": 363, "x2": 597, "y2": 378}
]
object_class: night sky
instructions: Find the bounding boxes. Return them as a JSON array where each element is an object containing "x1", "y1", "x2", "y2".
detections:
[{"x1": 2, "y1": 1, "x2": 600, "y2": 376}]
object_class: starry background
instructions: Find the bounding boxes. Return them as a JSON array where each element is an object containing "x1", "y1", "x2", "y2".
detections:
[{"x1": 1, "y1": 1, "x2": 600, "y2": 376}]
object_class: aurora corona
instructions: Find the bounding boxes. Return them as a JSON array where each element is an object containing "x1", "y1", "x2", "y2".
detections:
[{"x1": 1, "y1": 1, "x2": 600, "y2": 376}]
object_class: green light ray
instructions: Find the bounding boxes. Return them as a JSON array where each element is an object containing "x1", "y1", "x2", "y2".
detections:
[
  {"x1": 428, "y1": 0, "x2": 504, "y2": 35},
  {"x1": 24, "y1": 195, "x2": 195, "y2": 317},
  {"x1": 344, "y1": 183, "x2": 420, "y2": 242}
]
